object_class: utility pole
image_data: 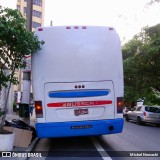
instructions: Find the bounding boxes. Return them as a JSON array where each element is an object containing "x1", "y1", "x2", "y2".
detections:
[
  {"x1": 20, "y1": 0, "x2": 33, "y2": 125},
  {"x1": 50, "y1": 20, "x2": 53, "y2": 26},
  {"x1": 26, "y1": 0, "x2": 33, "y2": 31}
]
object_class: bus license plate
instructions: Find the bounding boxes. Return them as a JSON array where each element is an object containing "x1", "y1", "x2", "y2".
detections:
[{"x1": 74, "y1": 108, "x2": 88, "y2": 116}]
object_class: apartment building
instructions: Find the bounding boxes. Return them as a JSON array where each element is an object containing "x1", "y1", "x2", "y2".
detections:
[
  {"x1": 14, "y1": 0, "x2": 45, "y2": 96},
  {"x1": 17, "y1": 0, "x2": 45, "y2": 31}
]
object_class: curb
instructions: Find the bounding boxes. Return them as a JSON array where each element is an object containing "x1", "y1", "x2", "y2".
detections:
[
  {"x1": 11, "y1": 137, "x2": 39, "y2": 160},
  {"x1": 26, "y1": 137, "x2": 39, "y2": 152},
  {"x1": 13, "y1": 137, "x2": 39, "y2": 152},
  {"x1": 1, "y1": 138, "x2": 39, "y2": 160}
]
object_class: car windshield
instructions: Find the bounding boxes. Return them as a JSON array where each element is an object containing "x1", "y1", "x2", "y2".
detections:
[{"x1": 145, "y1": 106, "x2": 160, "y2": 113}]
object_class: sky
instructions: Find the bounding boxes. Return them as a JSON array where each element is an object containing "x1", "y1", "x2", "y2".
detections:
[{"x1": 0, "y1": 0, "x2": 160, "y2": 43}]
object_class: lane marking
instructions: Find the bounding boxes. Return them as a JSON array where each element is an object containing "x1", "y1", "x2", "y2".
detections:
[{"x1": 90, "y1": 137, "x2": 112, "y2": 160}]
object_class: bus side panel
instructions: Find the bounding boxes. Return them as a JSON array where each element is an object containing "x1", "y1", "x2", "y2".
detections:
[{"x1": 36, "y1": 118, "x2": 124, "y2": 138}]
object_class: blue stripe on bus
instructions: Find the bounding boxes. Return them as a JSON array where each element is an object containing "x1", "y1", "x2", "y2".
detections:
[
  {"x1": 36, "y1": 118, "x2": 124, "y2": 138},
  {"x1": 48, "y1": 90, "x2": 109, "y2": 98}
]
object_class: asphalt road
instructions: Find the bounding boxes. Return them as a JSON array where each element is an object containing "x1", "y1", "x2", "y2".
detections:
[
  {"x1": 29, "y1": 120, "x2": 160, "y2": 160},
  {"x1": 97, "y1": 120, "x2": 160, "y2": 160}
]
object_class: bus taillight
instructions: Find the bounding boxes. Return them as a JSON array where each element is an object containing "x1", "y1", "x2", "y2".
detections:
[
  {"x1": 35, "y1": 101, "x2": 43, "y2": 118},
  {"x1": 117, "y1": 97, "x2": 123, "y2": 113}
]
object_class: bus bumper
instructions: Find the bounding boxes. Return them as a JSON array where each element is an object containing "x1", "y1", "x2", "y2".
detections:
[{"x1": 36, "y1": 118, "x2": 124, "y2": 138}]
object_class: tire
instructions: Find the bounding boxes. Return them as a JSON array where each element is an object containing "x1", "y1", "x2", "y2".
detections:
[
  {"x1": 156, "y1": 124, "x2": 160, "y2": 127},
  {"x1": 137, "y1": 117, "x2": 142, "y2": 125},
  {"x1": 125, "y1": 115, "x2": 129, "y2": 122}
]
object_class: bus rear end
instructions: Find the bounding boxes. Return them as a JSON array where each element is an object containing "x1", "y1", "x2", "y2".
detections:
[{"x1": 32, "y1": 26, "x2": 124, "y2": 138}]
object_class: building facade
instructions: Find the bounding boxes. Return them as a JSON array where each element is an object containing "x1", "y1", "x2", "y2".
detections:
[
  {"x1": 14, "y1": 0, "x2": 45, "y2": 92},
  {"x1": 17, "y1": 0, "x2": 45, "y2": 31}
]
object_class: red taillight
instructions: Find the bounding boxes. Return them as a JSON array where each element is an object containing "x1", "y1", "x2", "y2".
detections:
[
  {"x1": 143, "y1": 112, "x2": 146, "y2": 116},
  {"x1": 117, "y1": 97, "x2": 123, "y2": 113},
  {"x1": 38, "y1": 27, "x2": 43, "y2": 31},
  {"x1": 35, "y1": 101, "x2": 43, "y2": 118}
]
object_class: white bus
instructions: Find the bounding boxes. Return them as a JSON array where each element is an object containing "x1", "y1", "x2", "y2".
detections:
[{"x1": 32, "y1": 26, "x2": 124, "y2": 138}]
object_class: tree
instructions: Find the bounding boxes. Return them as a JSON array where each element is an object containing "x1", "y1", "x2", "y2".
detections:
[
  {"x1": 122, "y1": 24, "x2": 160, "y2": 106},
  {"x1": 0, "y1": 7, "x2": 44, "y2": 133},
  {"x1": 149, "y1": 0, "x2": 160, "y2": 5},
  {"x1": 122, "y1": 34, "x2": 146, "y2": 105}
]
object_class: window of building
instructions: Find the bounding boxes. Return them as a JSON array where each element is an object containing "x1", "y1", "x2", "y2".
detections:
[
  {"x1": 24, "y1": 7, "x2": 27, "y2": 15},
  {"x1": 17, "y1": 5, "x2": 20, "y2": 11},
  {"x1": 24, "y1": 8, "x2": 42, "y2": 18},
  {"x1": 32, "y1": 21, "x2": 41, "y2": 28},
  {"x1": 33, "y1": 10, "x2": 42, "y2": 18},
  {"x1": 33, "y1": 0, "x2": 42, "y2": 6},
  {"x1": 24, "y1": 0, "x2": 42, "y2": 6}
]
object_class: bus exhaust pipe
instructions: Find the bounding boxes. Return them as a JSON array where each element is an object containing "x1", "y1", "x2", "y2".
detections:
[{"x1": 108, "y1": 125, "x2": 114, "y2": 131}]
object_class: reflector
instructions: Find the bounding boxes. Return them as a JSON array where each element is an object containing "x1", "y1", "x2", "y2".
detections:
[
  {"x1": 38, "y1": 28, "x2": 43, "y2": 31},
  {"x1": 82, "y1": 26, "x2": 87, "y2": 29},
  {"x1": 66, "y1": 26, "x2": 71, "y2": 29}
]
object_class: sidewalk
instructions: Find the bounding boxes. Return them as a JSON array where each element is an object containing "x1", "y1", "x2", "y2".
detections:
[{"x1": 5, "y1": 111, "x2": 38, "y2": 152}]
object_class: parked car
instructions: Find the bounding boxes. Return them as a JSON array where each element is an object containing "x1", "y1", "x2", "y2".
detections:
[
  {"x1": 125, "y1": 105, "x2": 160, "y2": 126},
  {"x1": 123, "y1": 107, "x2": 131, "y2": 116}
]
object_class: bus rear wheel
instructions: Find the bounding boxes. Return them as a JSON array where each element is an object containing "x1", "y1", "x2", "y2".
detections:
[{"x1": 156, "y1": 124, "x2": 160, "y2": 127}]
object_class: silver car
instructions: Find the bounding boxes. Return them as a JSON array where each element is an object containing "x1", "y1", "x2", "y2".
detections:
[
  {"x1": 123, "y1": 107, "x2": 131, "y2": 117},
  {"x1": 125, "y1": 105, "x2": 160, "y2": 126}
]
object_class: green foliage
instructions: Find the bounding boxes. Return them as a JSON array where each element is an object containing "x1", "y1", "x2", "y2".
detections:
[
  {"x1": 0, "y1": 109, "x2": 4, "y2": 117},
  {"x1": 122, "y1": 24, "x2": 160, "y2": 106},
  {"x1": 0, "y1": 6, "x2": 43, "y2": 89},
  {"x1": 148, "y1": 0, "x2": 160, "y2": 5},
  {"x1": 0, "y1": 7, "x2": 44, "y2": 132},
  {"x1": 122, "y1": 37, "x2": 143, "y2": 60}
]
